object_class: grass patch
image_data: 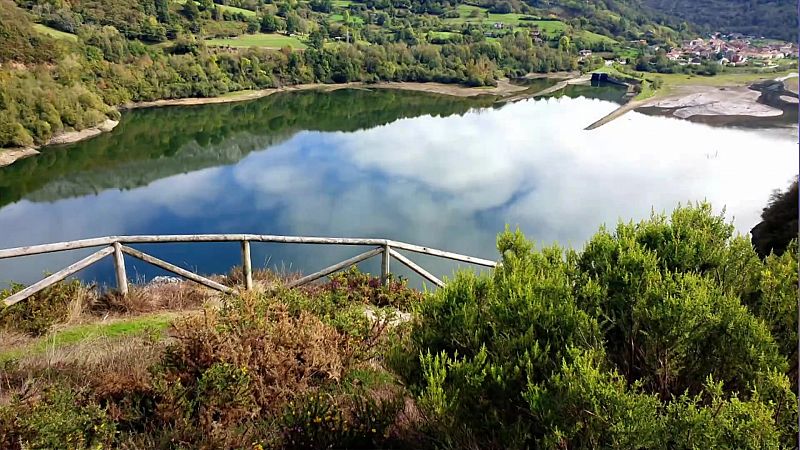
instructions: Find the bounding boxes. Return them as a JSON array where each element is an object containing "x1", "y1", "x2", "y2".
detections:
[
  {"x1": 33, "y1": 24, "x2": 77, "y2": 41},
  {"x1": 655, "y1": 69, "x2": 795, "y2": 87},
  {"x1": 578, "y1": 30, "x2": 616, "y2": 46},
  {"x1": 332, "y1": 0, "x2": 353, "y2": 6},
  {"x1": 216, "y1": 3, "x2": 257, "y2": 16},
  {"x1": 0, "y1": 313, "x2": 176, "y2": 362},
  {"x1": 329, "y1": 13, "x2": 365, "y2": 24},
  {"x1": 442, "y1": 5, "x2": 564, "y2": 35},
  {"x1": 220, "y1": 89, "x2": 257, "y2": 97},
  {"x1": 428, "y1": 31, "x2": 460, "y2": 40},
  {"x1": 205, "y1": 33, "x2": 307, "y2": 49}
]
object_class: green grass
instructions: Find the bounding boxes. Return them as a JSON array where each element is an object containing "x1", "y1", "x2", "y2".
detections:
[
  {"x1": 332, "y1": 0, "x2": 353, "y2": 6},
  {"x1": 172, "y1": 0, "x2": 256, "y2": 16},
  {"x1": 593, "y1": 65, "x2": 796, "y2": 101},
  {"x1": 578, "y1": 30, "x2": 616, "y2": 46},
  {"x1": 220, "y1": 89, "x2": 257, "y2": 97},
  {"x1": 33, "y1": 24, "x2": 78, "y2": 41},
  {"x1": 428, "y1": 31, "x2": 460, "y2": 39},
  {"x1": 654, "y1": 69, "x2": 795, "y2": 88},
  {"x1": 528, "y1": 19, "x2": 567, "y2": 36},
  {"x1": 217, "y1": 3, "x2": 257, "y2": 17},
  {"x1": 329, "y1": 13, "x2": 365, "y2": 24},
  {"x1": 750, "y1": 38, "x2": 786, "y2": 48},
  {"x1": 206, "y1": 33, "x2": 307, "y2": 49},
  {"x1": 442, "y1": 4, "x2": 565, "y2": 35},
  {"x1": 0, "y1": 313, "x2": 176, "y2": 362}
]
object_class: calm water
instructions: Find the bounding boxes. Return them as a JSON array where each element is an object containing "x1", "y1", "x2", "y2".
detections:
[{"x1": 0, "y1": 86, "x2": 796, "y2": 287}]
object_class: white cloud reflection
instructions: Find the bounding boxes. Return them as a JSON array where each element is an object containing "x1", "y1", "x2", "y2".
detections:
[{"x1": 0, "y1": 95, "x2": 796, "y2": 285}]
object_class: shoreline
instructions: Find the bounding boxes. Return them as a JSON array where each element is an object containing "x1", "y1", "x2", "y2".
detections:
[
  {"x1": 2, "y1": 72, "x2": 796, "y2": 166},
  {"x1": 0, "y1": 119, "x2": 120, "y2": 168},
  {"x1": 585, "y1": 72, "x2": 798, "y2": 130},
  {"x1": 0, "y1": 80, "x2": 528, "y2": 167}
]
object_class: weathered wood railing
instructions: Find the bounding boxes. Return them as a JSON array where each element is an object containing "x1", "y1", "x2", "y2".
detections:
[{"x1": 0, "y1": 235, "x2": 497, "y2": 307}]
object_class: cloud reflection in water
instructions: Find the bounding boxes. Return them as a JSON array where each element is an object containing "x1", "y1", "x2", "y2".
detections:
[{"x1": 0, "y1": 96, "x2": 796, "y2": 286}]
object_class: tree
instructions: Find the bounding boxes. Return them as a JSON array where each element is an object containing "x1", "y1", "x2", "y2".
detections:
[
  {"x1": 285, "y1": 13, "x2": 302, "y2": 34},
  {"x1": 490, "y1": 1, "x2": 512, "y2": 14},
  {"x1": 182, "y1": 0, "x2": 200, "y2": 21},
  {"x1": 154, "y1": 0, "x2": 171, "y2": 23},
  {"x1": 751, "y1": 177, "x2": 798, "y2": 258},
  {"x1": 260, "y1": 14, "x2": 278, "y2": 33},
  {"x1": 558, "y1": 35, "x2": 571, "y2": 53},
  {"x1": 310, "y1": 0, "x2": 332, "y2": 13}
]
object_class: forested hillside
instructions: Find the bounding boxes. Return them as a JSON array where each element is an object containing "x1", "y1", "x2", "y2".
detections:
[
  {"x1": 0, "y1": 0, "x2": 792, "y2": 151},
  {"x1": 643, "y1": 0, "x2": 797, "y2": 41}
]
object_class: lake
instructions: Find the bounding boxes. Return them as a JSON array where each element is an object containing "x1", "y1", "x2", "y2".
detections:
[{"x1": 0, "y1": 86, "x2": 797, "y2": 288}]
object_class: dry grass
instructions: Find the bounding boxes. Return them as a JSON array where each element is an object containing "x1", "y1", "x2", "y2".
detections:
[
  {"x1": 90, "y1": 279, "x2": 217, "y2": 316},
  {"x1": 0, "y1": 334, "x2": 164, "y2": 405}
]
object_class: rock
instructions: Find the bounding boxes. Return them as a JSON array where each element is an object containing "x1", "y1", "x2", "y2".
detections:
[{"x1": 150, "y1": 276, "x2": 182, "y2": 284}]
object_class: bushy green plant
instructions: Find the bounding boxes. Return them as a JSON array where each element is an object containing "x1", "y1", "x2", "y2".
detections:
[
  {"x1": 0, "y1": 279, "x2": 85, "y2": 335},
  {"x1": 401, "y1": 228, "x2": 601, "y2": 447},
  {"x1": 0, "y1": 388, "x2": 116, "y2": 450},
  {"x1": 575, "y1": 204, "x2": 787, "y2": 397},
  {"x1": 319, "y1": 266, "x2": 424, "y2": 310},
  {"x1": 398, "y1": 204, "x2": 797, "y2": 448},
  {"x1": 280, "y1": 390, "x2": 403, "y2": 449}
]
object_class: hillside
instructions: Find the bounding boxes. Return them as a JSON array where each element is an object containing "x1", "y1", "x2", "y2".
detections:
[{"x1": 643, "y1": 0, "x2": 797, "y2": 41}]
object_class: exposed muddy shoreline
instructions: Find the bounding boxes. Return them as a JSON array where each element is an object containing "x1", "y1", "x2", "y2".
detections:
[
  {"x1": 0, "y1": 119, "x2": 120, "y2": 167},
  {"x1": 635, "y1": 79, "x2": 799, "y2": 128}
]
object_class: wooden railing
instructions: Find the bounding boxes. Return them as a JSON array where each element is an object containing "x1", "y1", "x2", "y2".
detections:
[{"x1": 0, "y1": 234, "x2": 498, "y2": 307}]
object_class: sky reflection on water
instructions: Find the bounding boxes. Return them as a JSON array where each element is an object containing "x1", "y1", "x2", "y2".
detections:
[{"x1": 0, "y1": 94, "x2": 796, "y2": 287}]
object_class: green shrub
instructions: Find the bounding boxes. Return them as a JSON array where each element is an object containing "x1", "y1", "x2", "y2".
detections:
[
  {"x1": 575, "y1": 203, "x2": 787, "y2": 397},
  {"x1": 280, "y1": 390, "x2": 403, "y2": 449},
  {"x1": 308, "y1": 266, "x2": 424, "y2": 310},
  {"x1": 0, "y1": 388, "x2": 116, "y2": 450},
  {"x1": 0, "y1": 279, "x2": 86, "y2": 335},
  {"x1": 398, "y1": 204, "x2": 796, "y2": 448},
  {"x1": 401, "y1": 229, "x2": 601, "y2": 447}
]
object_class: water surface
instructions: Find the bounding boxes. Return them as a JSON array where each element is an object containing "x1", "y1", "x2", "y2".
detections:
[{"x1": 0, "y1": 87, "x2": 796, "y2": 287}]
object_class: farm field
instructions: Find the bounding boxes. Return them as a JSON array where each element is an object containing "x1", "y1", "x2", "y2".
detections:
[
  {"x1": 205, "y1": 33, "x2": 307, "y2": 49},
  {"x1": 442, "y1": 5, "x2": 567, "y2": 38}
]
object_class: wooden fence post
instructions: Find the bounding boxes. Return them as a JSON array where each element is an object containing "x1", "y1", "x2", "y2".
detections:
[
  {"x1": 381, "y1": 244, "x2": 390, "y2": 286},
  {"x1": 113, "y1": 242, "x2": 128, "y2": 296},
  {"x1": 241, "y1": 240, "x2": 253, "y2": 290}
]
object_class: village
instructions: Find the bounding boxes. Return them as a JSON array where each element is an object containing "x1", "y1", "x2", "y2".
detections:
[{"x1": 665, "y1": 34, "x2": 797, "y2": 67}]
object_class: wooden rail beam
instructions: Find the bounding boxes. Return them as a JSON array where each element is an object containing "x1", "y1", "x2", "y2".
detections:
[
  {"x1": 288, "y1": 247, "x2": 384, "y2": 288},
  {"x1": 120, "y1": 245, "x2": 234, "y2": 294},
  {"x1": 0, "y1": 237, "x2": 115, "y2": 259},
  {"x1": 2, "y1": 246, "x2": 115, "y2": 307},
  {"x1": 0, "y1": 235, "x2": 497, "y2": 268},
  {"x1": 388, "y1": 248, "x2": 444, "y2": 288},
  {"x1": 386, "y1": 240, "x2": 497, "y2": 267}
]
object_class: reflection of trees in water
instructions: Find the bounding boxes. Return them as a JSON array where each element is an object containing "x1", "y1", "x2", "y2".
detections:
[
  {"x1": 550, "y1": 83, "x2": 628, "y2": 104},
  {"x1": 0, "y1": 89, "x2": 495, "y2": 207}
]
